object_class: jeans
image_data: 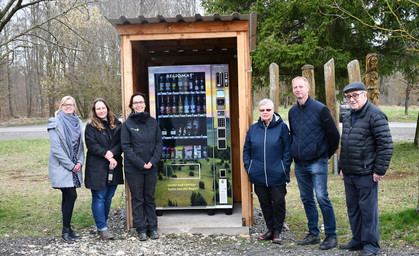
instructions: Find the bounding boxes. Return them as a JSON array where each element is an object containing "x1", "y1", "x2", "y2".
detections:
[
  {"x1": 294, "y1": 157, "x2": 336, "y2": 237},
  {"x1": 254, "y1": 185, "x2": 287, "y2": 232},
  {"x1": 91, "y1": 185, "x2": 118, "y2": 230},
  {"x1": 125, "y1": 171, "x2": 158, "y2": 234}
]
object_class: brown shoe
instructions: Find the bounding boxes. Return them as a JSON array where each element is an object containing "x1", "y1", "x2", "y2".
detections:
[{"x1": 98, "y1": 230, "x2": 115, "y2": 240}]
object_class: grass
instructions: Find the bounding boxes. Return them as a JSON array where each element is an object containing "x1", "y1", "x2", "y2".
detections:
[
  {"x1": 253, "y1": 105, "x2": 418, "y2": 123},
  {"x1": 0, "y1": 140, "x2": 417, "y2": 247}
]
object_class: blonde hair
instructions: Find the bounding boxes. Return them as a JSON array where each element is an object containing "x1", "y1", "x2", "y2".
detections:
[
  {"x1": 292, "y1": 76, "x2": 310, "y2": 88},
  {"x1": 54, "y1": 95, "x2": 77, "y2": 117}
]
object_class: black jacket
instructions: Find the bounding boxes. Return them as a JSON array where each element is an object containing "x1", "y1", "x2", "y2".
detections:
[
  {"x1": 339, "y1": 101, "x2": 393, "y2": 176},
  {"x1": 85, "y1": 117, "x2": 123, "y2": 190},
  {"x1": 121, "y1": 112, "x2": 162, "y2": 174}
]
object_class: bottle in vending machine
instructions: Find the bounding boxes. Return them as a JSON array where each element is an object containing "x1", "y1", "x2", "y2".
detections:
[
  {"x1": 165, "y1": 95, "x2": 171, "y2": 115},
  {"x1": 165, "y1": 75, "x2": 171, "y2": 92},
  {"x1": 200, "y1": 75, "x2": 205, "y2": 91},
  {"x1": 184, "y1": 95, "x2": 190, "y2": 114},
  {"x1": 171, "y1": 76, "x2": 177, "y2": 92},
  {"x1": 159, "y1": 74, "x2": 165, "y2": 92},
  {"x1": 171, "y1": 95, "x2": 177, "y2": 115},
  {"x1": 159, "y1": 97, "x2": 165, "y2": 115},
  {"x1": 196, "y1": 95, "x2": 201, "y2": 114},
  {"x1": 183, "y1": 76, "x2": 188, "y2": 92},
  {"x1": 202, "y1": 95, "x2": 206, "y2": 113},
  {"x1": 194, "y1": 75, "x2": 199, "y2": 91},
  {"x1": 178, "y1": 76, "x2": 184, "y2": 92},
  {"x1": 178, "y1": 95, "x2": 184, "y2": 114},
  {"x1": 190, "y1": 95, "x2": 196, "y2": 114},
  {"x1": 170, "y1": 127, "x2": 176, "y2": 137},
  {"x1": 192, "y1": 119, "x2": 199, "y2": 136},
  {"x1": 188, "y1": 75, "x2": 193, "y2": 91},
  {"x1": 161, "y1": 125, "x2": 167, "y2": 136}
]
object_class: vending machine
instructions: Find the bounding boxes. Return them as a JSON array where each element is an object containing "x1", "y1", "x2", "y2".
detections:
[{"x1": 148, "y1": 64, "x2": 233, "y2": 214}]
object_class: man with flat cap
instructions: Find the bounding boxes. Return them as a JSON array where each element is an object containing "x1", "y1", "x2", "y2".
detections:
[{"x1": 339, "y1": 82, "x2": 393, "y2": 256}]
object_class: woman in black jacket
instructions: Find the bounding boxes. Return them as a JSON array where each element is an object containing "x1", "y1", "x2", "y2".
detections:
[
  {"x1": 121, "y1": 92, "x2": 162, "y2": 241},
  {"x1": 85, "y1": 98, "x2": 123, "y2": 239}
]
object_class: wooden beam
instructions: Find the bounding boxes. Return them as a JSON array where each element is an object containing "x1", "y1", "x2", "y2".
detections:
[
  {"x1": 116, "y1": 21, "x2": 249, "y2": 36},
  {"x1": 125, "y1": 32, "x2": 238, "y2": 42}
]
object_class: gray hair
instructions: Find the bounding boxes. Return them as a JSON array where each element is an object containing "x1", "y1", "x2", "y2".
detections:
[
  {"x1": 258, "y1": 98, "x2": 274, "y2": 109},
  {"x1": 292, "y1": 76, "x2": 310, "y2": 87}
]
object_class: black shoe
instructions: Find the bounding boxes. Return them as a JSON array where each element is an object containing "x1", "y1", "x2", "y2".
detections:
[
  {"x1": 69, "y1": 227, "x2": 80, "y2": 239},
  {"x1": 148, "y1": 230, "x2": 159, "y2": 240},
  {"x1": 258, "y1": 230, "x2": 274, "y2": 241},
  {"x1": 272, "y1": 230, "x2": 282, "y2": 244},
  {"x1": 62, "y1": 227, "x2": 75, "y2": 243},
  {"x1": 319, "y1": 236, "x2": 337, "y2": 250},
  {"x1": 359, "y1": 249, "x2": 376, "y2": 256},
  {"x1": 298, "y1": 233, "x2": 320, "y2": 245},
  {"x1": 340, "y1": 243, "x2": 363, "y2": 251},
  {"x1": 138, "y1": 232, "x2": 148, "y2": 241}
]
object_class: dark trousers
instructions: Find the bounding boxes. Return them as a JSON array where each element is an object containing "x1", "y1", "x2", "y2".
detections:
[
  {"x1": 59, "y1": 187, "x2": 77, "y2": 228},
  {"x1": 254, "y1": 185, "x2": 287, "y2": 232},
  {"x1": 126, "y1": 171, "x2": 158, "y2": 234},
  {"x1": 344, "y1": 174, "x2": 380, "y2": 254}
]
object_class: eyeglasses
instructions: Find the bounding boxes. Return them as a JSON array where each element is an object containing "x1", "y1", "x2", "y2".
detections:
[
  {"x1": 345, "y1": 92, "x2": 364, "y2": 100},
  {"x1": 133, "y1": 101, "x2": 145, "y2": 105},
  {"x1": 62, "y1": 104, "x2": 75, "y2": 107},
  {"x1": 259, "y1": 108, "x2": 272, "y2": 112}
]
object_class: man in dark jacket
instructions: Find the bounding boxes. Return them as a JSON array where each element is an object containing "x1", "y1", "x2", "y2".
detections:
[
  {"x1": 288, "y1": 76, "x2": 340, "y2": 250},
  {"x1": 339, "y1": 82, "x2": 393, "y2": 256}
]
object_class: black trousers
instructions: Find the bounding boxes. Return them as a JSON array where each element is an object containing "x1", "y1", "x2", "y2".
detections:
[
  {"x1": 254, "y1": 185, "x2": 287, "y2": 232},
  {"x1": 59, "y1": 187, "x2": 77, "y2": 228},
  {"x1": 125, "y1": 171, "x2": 158, "y2": 234}
]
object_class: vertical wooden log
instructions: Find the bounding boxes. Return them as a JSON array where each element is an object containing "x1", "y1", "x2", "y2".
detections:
[
  {"x1": 366, "y1": 53, "x2": 379, "y2": 106},
  {"x1": 347, "y1": 60, "x2": 361, "y2": 84},
  {"x1": 269, "y1": 63, "x2": 279, "y2": 111},
  {"x1": 324, "y1": 59, "x2": 339, "y2": 174},
  {"x1": 302, "y1": 65, "x2": 315, "y2": 99}
]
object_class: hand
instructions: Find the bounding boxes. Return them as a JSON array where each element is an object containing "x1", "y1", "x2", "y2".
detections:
[
  {"x1": 339, "y1": 171, "x2": 344, "y2": 180},
  {"x1": 109, "y1": 158, "x2": 117, "y2": 169},
  {"x1": 143, "y1": 162, "x2": 152, "y2": 169},
  {"x1": 72, "y1": 162, "x2": 81, "y2": 173},
  {"x1": 104, "y1": 150, "x2": 114, "y2": 160},
  {"x1": 373, "y1": 173, "x2": 384, "y2": 182}
]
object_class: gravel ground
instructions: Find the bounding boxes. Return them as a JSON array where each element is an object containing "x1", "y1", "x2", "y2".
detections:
[{"x1": 1, "y1": 207, "x2": 417, "y2": 256}]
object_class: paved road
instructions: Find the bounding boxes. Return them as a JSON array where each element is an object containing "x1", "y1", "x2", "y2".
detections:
[{"x1": 0, "y1": 122, "x2": 416, "y2": 142}]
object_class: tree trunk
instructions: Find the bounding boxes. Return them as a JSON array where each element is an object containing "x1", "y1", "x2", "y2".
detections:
[
  {"x1": 404, "y1": 83, "x2": 410, "y2": 115},
  {"x1": 414, "y1": 112, "x2": 419, "y2": 147}
]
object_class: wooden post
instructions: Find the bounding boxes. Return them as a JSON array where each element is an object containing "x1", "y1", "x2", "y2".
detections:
[
  {"x1": 324, "y1": 59, "x2": 339, "y2": 174},
  {"x1": 347, "y1": 60, "x2": 361, "y2": 84},
  {"x1": 302, "y1": 65, "x2": 315, "y2": 99},
  {"x1": 269, "y1": 63, "x2": 279, "y2": 111},
  {"x1": 366, "y1": 53, "x2": 379, "y2": 106}
]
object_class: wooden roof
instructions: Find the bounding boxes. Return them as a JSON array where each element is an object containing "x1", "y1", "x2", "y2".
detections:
[{"x1": 106, "y1": 12, "x2": 257, "y2": 51}]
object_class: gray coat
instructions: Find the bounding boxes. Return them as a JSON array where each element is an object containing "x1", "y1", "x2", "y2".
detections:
[{"x1": 47, "y1": 117, "x2": 84, "y2": 188}]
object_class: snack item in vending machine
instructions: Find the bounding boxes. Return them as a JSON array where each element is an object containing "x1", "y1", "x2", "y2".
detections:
[
  {"x1": 193, "y1": 145, "x2": 202, "y2": 159},
  {"x1": 175, "y1": 146, "x2": 184, "y2": 159},
  {"x1": 202, "y1": 145, "x2": 208, "y2": 159},
  {"x1": 184, "y1": 145, "x2": 193, "y2": 159},
  {"x1": 170, "y1": 146, "x2": 175, "y2": 159}
]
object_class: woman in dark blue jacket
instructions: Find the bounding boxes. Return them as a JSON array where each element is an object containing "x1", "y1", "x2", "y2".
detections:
[
  {"x1": 121, "y1": 92, "x2": 162, "y2": 241},
  {"x1": 85, "y1": 98, "x2": 123, "y2": 239},
  {"x1": 243, "y1": 98, "x2": 291, "y2": 244}
]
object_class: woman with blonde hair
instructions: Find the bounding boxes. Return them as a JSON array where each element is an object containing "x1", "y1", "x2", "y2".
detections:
[{"x1": 47, "y1": 96, "x2": 84, "y2": 243}]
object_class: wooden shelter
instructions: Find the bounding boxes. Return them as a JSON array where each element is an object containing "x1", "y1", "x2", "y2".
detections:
[{"x1": 108, "y1": 12, "x2": 257, "y2": 228}]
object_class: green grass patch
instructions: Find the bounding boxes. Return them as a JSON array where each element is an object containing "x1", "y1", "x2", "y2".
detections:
[{"x1": 380, "y1": 208, "x2": 418, "y2": 245}]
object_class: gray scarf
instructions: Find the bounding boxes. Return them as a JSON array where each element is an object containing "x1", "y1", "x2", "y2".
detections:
[{"x1": 58, "y1": 111, "x2": 81, "y2": 163}]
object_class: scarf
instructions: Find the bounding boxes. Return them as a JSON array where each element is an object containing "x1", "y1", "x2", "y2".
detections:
[{"x1": 58, "y1": 111, "x2": 81, "y2": 163}]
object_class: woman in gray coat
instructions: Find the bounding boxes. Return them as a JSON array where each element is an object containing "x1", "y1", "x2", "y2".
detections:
[{"x1": 47, "y1": 95, "x2": 84, "y2": 243}]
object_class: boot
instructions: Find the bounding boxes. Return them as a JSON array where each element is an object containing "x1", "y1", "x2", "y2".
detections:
[
  {"x1": 69, "y1": 227, "x2": 80, "y2": 239},
  {"x1": 62, "y1": 227, "x2": 75, "y2": 243}
]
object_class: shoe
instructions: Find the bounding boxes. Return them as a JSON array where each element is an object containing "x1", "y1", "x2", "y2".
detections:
[
  {"x1": 148, "y1": 230, "x2": 159, "y2": 240},
  {"x1": 98, "y1": 230, "x2": 115, "y2": 240},
  {"x1": 272, "y1": 230, "x2": 282, "y2": 244},
  {"x1": 340, "y1": 243, "x2": 363, "y2": 251},
  {"x1": 359, "y1": 249, "x2": 376, "y2": 256},
  {"x1": 138, "y1": 232, "x2": 148, "y2": 241},
  {"x1": 319, "y1": 236, "x2": 338, "y2": 250},
  {"x1": 69, "y1": 227, "x2": 80, "y2": 239},
  {"x1": 258, "y1": 230, "x2": 274, "y2": 241},
  {"x1": 298, "y1": 233, "x2": 320, "y2": 245},
  {"x1": 62, "y1": 227, "x2": 75, "y2": 243}
]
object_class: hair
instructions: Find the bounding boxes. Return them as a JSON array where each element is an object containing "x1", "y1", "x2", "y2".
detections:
[
  {"x1": 54, "y1": 95, "x2": 77, "y2": 117},
  {"x1": 292, "y1": 76, "x2": 310, "y2": 87},
  {"x1": 88, "y1": 98, "x2": 117, "y2": 131},
  {"x1": 258, "y1": 98, "x2": 274, "y2": 110},
  {"x1": 129, "y1": 92, "x2": 147, "y2": 111}
]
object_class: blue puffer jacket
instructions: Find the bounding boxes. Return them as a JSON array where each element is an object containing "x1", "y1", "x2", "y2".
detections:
[{"x1": 243, "y1": 113, "x2": 291, "y2": 187}]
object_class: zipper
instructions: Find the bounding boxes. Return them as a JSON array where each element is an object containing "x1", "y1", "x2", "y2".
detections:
[
  {"x1": 248, "y1": 160, "x2": 253, "y2": 174},
  {"x1": 297, "y1": 108, "x2": 303, "y2": 159},
  {"x1": 264, "y1": 124, "x2": 268, "y2": 187}
]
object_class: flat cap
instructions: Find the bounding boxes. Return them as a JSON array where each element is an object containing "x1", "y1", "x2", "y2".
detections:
[{"x1": 344, "y1": 82, "x2": 366, "y2": 93}]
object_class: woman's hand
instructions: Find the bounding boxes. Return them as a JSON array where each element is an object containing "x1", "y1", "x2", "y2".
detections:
[
  {"x1": 109, "y1": 158, "x2": 118, "y2": 169},
  {"x1": 104, "y1": 150, "x2": 114, "y2": 160},
  {"x1": 72, "y1": 162, "x2": 82, "y2": 173},
  {"x1": 143, "y1": 162, "x2": 152, "y2": 169}
]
